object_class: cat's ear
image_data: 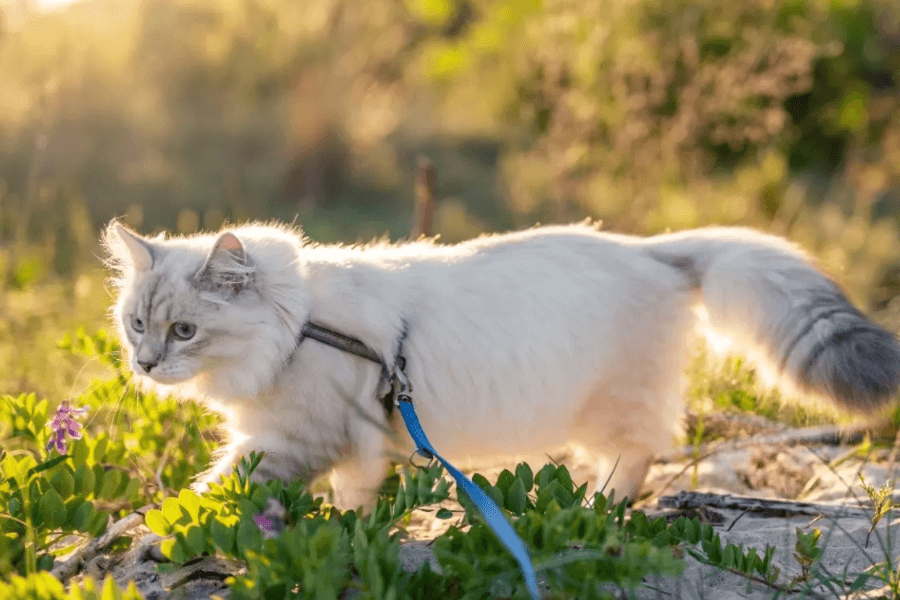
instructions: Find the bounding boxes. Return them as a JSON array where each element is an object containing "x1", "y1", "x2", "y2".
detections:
[
  {"x1": 108, "y1": 222, "x2": 155, "y2": 271},
  {"x1": 195, "y1": 232, "x2": 254, "y2": 295}
]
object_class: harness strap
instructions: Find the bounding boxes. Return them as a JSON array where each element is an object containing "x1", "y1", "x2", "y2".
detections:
[
  {"x1": 299, "y1": 322, "x2": 383, "y2": 364},
  {"x1": 296, "y1": 320, "x2": 541, "y2": 600},
  {"x1": 298, "y1": 322, "x2": 394, "y2": 415}
]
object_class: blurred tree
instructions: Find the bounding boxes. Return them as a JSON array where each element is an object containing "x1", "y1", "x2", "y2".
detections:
[{"x1": 0, "y1": 0, "x2": 898, "y2": 307}]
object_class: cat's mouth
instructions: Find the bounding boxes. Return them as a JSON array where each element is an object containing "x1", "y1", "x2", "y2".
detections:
[{"x1": 132, "y1": 366, "x2": 192, "y2": 385}]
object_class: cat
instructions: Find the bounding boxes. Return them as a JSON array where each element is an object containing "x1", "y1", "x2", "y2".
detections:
[{"x1": 104, "y1": 220, "x2": 900, "y2": 509}]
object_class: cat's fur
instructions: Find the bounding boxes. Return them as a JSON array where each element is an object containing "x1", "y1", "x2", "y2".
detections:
[{"x1": 104, "y1": 220, "x2": 900, "y2": 508}]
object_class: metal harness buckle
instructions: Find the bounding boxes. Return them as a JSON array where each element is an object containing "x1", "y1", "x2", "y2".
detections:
[{"x1": 392, "y1": 356, "x2": 434, "y2": 466}]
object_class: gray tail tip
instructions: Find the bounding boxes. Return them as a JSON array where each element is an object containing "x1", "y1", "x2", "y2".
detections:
[{"x1": 803, "y1": 327, "x2": 900, "y2": 412}]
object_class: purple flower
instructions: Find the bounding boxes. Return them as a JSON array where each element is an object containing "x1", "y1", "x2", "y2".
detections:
[
  {"x1": 253, "y1": 497, "x2": 286, "y2": 539},
  {"x1": 45, "y1": 401, "x2": 89, "y2": 454}
]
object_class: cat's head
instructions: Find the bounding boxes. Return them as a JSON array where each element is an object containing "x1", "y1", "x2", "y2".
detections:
[{"x1": 104, "y1": 221, "x2": 307, "y2": 399}]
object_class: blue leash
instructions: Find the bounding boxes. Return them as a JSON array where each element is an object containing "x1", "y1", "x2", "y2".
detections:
[
  {"x1": 298, "y1": 322, "x2": 540, "y2": 599},
  {"x1": 393, "y1": 363, "x2": 540, "y2": 600}
]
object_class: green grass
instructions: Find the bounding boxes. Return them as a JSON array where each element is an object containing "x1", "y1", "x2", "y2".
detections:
[{"x1": 0, "y1": 267, "x2": 111, "y2": 400}]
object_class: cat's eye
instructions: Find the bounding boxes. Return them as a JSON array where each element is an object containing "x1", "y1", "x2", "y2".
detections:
[
  {"x1": 171, "y1": 321, "x2": 196, "y2": 341},
  {"x1": 130, "y1": 315, "x2": 145, "y2": 333}
]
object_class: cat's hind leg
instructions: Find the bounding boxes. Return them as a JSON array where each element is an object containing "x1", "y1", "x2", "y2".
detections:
[
  {"x1": 569, "y1": 380, "x2": 684, "y2": 502},
  {"x1": 329, "y1": 413, "x2": 392, "y2": 512},
  {"x1": 329, "y1": 455, "x2": 389, "y2": 513}
]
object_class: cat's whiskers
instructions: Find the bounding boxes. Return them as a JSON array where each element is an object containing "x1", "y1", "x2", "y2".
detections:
[{"x1": 107, "y1": 378, "x2": 134, "y2": 439}]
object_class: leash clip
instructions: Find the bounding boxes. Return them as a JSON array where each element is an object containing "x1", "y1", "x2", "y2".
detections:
[
  {"x1": 408, "y1": 449, "x2": 435, "y2": 469},
  {"x1": 392, "y1": 355, "x2": 413, "y2": 405},
  {"x1": 392, "y1": 355, "x2": 433, "y2": 464}
]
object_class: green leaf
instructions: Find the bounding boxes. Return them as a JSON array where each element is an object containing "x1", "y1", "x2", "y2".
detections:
[
  {"x1": 535, "y1": 464, "x2": 556, "y2": 489},
  {"x1": 183, "y1": 525, "x2": 207, "y2": 556},
  {"x1": 435, "y1": 508, "x2": 454, "y2": 519},
  {"x1": 38, "y1": 489, "x2": 67, "y2": 529},
  {"x1": 629, "y1": 511, "x2": 651, "y2": 536},
  {"x1": 162, "y1": 496, "x2": 187, "y2": 526},
  {"x1": 849, "y1": 572, "x2": 871, "y2": 591},
  {"x1": 210, "y1": 518, "x2": 236, "y2": 554},
  {"x1": 515, "y1": 463, "x2": 534, "y2": 492},
  {"x1": 236, "y1": 517, "x2": 261, "y2": 558},
  {"x1": 92, "y1": 436, "x2": 109, "y2": 463},
  {"x1": 237, "y1": 498, "x2": 259, "y2": 519},
  {"x1": 178, "y1": 489, "x2": 202, "y2": 523},
  {"x1": 249, "y1": 485, "x2": 269, "y2": 511},
  {"x1": 72, "y1": 501, "x2": 97, "y2": 531},
  {"x1": 27, "y1": 455, "x2": 69, "y2": 478},
  {"x1": 101, "y1": 575, "x2": 119, "y2": 600},
  {"x1": 71, "y1": 438, "x2": 89, "y2": 467},
  {"x1": 99, "y1": 469, "x2": 123, "y2": 500},
  {"x1": 505, "y1": 477, "x2": 527, "y2": 515},
  {"x1": 471, "y1": 473, "x2": 491, "y2": 491},
  {"x1": 391, "y1": 490, "x2": 407, "y2": 519},
  {"x1": 404, "y1": 470, "x2": 417, "y2": 510},
  {"x1": 155, "y1": 563, "x2": 178, "y2": 574},
  {"x1": 145, "y1": 510, "x2": 173, "y2": 537},
  {"x1": 73, "y1": 464, "x2": 96, "y2": 498},
  {"x1": 416, "y1": 469, "x2": 432, "y2": 506},
  {"x1": 484, "y1": 484, "x2": 503, "y2": 508},
  {"x1": 687, "y1": 518, "x2": 701, "y2": 544},
  {"x1": 723, "y1": 544, "x2": 738, "y2": 568},
  {"x1": 122, "y1": 477, "x2": 141, "y2": 500},
  {"x1": 554, "y1": 465, "x2": 573, "y2": 491},
  {"x1": 50, "y1": 467, "x2": 75, "y2": 499},
  {"x1": 7, "y1": 495, "x2": 23, "y2": 517},
  {"x1": 702, "y1": 537, "x2": 721, "y2": 563},
  {"x1": 159, "y1": 538, "x2": 176, "y2": 560},
  {"x1": 92, "y1": 464, "x2": 106, "y2": 497},
  {"x1": 573, "y1": 482, "x2": 588, "y2": 504},
  {"x1": 89, "y1": 511, "x2": 109, "y2": 537},
  {"x1": 495, "y1": 469, "x2": 515, "y2": 496},
  {"x1": 36, "y1": 553, "x2": 54, "y2": 572},
  {"x1": 170, "y1": 538, "x2": 190, "y2": 564}
]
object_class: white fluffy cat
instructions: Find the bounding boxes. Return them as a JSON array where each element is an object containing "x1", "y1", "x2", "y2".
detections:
[{"x1": 104, "y1": 220, "x2": 900, "y2": 508}]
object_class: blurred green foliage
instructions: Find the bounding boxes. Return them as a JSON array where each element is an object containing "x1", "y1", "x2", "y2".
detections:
[{"x1": 0, "y1": 0, "x2": 898, "y2": 243}]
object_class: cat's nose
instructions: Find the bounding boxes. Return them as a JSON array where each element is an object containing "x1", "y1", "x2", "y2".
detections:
[{"x1": 138, "y1": 359, "x2": 157, "y2": 373}]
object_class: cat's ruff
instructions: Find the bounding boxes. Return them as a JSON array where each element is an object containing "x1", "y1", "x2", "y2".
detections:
[{"x1": 104, "y1": 220, "x2": 900, "y2": 511}]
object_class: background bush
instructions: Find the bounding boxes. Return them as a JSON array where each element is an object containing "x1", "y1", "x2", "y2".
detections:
[{"x1": 0, "y1": 0, "x2": 897, "y2": 243}]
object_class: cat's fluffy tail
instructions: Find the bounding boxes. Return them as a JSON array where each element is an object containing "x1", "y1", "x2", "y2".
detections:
[{"x1": 644, "y1": 227, "x2": 900, "y2": 412}]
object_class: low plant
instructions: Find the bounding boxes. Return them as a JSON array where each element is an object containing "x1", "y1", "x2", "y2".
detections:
[{"x1": 0, "y1": 572, "x2": 144, "y2": 600}]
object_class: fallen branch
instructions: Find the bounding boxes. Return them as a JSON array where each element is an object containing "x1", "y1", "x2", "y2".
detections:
[
  {"x1": 663, "y1": 423, "x2": 873, "y2": 462},
  {"x1": 51, "y1": 504, "x2": 156, "y2": 582},
  {"x1": 658, "y1": 490, "x2": 870, "y2": 519}
]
